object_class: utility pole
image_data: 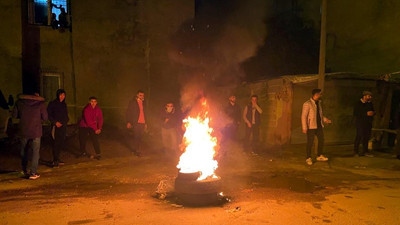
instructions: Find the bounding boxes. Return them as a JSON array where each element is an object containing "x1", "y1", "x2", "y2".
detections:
[{"x1": 318, "y1": 0, "x2": 327, "y2": 90}]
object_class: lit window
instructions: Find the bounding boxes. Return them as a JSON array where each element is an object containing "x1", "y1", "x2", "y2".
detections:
[{"x1": 28, "y1": 0, "x2": 69, "y2": 27}]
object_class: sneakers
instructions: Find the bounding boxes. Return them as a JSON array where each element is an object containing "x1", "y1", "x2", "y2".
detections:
[
  {"x1": 306, "y1": 158, "x2": 313, "y2": 165},
  {"x1": 90, "y1": 154, "x2": 102, "y2": 160},
  {"x1": 317, "y1": 155, "x2": 329, "y2": 162},
  {"x1": 364, "y1": 153, "x2": 374, "y2": 158},
  {"x1": 29, "y1": 173, "x2": 40, "y2": 180}
]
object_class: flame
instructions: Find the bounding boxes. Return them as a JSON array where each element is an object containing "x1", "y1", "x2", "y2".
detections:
[{"x1": 177, "y1": 99, "x2": 218, "y2": 181}]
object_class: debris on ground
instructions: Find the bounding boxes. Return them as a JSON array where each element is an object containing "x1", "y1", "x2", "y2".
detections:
[
  {"x1": 226, "y1": 206, "x2": 241, "y2": 213},
  {"x1": 155, "y1": 179, "x2": 175, "y2": 200}
]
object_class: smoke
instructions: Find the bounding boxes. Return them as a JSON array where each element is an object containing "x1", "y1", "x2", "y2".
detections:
[{"x1": 169, "y1": 0, "x2": 267, "y2": 114}]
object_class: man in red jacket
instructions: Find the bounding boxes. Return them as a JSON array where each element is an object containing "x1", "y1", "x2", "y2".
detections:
[{"x1": 79, "y1": 96, "x2": 103, "y2": 160}]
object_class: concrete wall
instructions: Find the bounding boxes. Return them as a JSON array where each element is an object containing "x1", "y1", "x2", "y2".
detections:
[
  {"x1": 300, "y1": 0, "x2": 400, "y2": 73},
  {"x1": 35, "y1": 0, "x2": 193, "y2": 125},
  {"x1": 0, "y1": 0, "x2": 22, "y2": 99}
]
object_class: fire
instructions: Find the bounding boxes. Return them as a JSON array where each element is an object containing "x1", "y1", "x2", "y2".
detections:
[{"x1": 177, "y1": 99, "x2": 219, "y2": 181}]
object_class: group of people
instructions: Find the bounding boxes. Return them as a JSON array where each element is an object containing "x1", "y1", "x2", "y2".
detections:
[
  {"x1": 12, "y1": 90, "x2": 103, "y2": 179},
  {"x1": 301, "y1": 89, "x2": 378, "y2": 165},
  {"x1": 12, "y1": 89, "x2": 151, "y2": 180},
  {"x1": 10, "y1": 86, "x2": 398, "y2": 179}
]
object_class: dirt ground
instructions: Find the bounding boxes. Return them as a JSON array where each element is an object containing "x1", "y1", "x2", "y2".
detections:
[{"x1": 1, "y1": 129, "x2": 400, "y2": 225}]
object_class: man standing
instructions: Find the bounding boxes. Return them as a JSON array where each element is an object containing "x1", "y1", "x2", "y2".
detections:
[
  {"x1": 161, "y1": 102, "x2": 180, "y2": 157},
  {"x1": 353, "y1": 91, "x2": 375, "y2": 157},
  {"x1": 126, "y1": 90, "x2": 147, "y2": 156},
  {"x1": 243, "y1": 95, "x2": 263, "y2": 154},
  {"x1": 47, "y1": 89, "x2": 69, "y2": 167},
  {"x1": 79, "y1": 96, "x2": 103, "y2": 160},
  {"x1": 301, "y1": 89, "x2": 331, "y2": 165},
  {"x1": 224, "y1": 94, "x2": 241, "y2": 141},
  {"x1": 13, "y1": 93, "x2": 48, "y2": 179}
]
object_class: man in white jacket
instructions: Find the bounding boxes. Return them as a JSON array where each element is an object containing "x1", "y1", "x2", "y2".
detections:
[{"x1": 301, "y1": 89, "x2": 331, "y2": 165}]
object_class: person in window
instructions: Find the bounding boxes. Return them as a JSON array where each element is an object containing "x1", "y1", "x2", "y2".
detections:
[
  {"x1": 50, "y1": 13, "x2": 58, "y2": 29},
  {"x1": 58, "y1": 7, "x2": 68, "y2": 28},
  {"x1": 51, "y1": 4, "x2": 68, "y2": 28}
]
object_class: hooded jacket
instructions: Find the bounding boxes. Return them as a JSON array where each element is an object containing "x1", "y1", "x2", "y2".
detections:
[
  {"x1": 13, "y1": 95, "x2": 48, "y2": 138},
  {"x1": 47, "y1": 90, "x2": 69, "y2": 126}
]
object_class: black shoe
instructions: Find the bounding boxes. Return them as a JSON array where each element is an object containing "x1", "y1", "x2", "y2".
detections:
[
  {"x1": 396, "y1": 155, "x2": 400, "y2": 160},
  {"x1": 21, "y1": 171, "x2": 29, "y2": 178},
  {"x1": 53, "y1": 161, "x2": 59, "y2": 168},
  {"x1": 80, "y1": 152, "x2": 87, "y2": 158},
  {"x1": 95, "y1": 155, "x2": 101, "y2": 160},
  {"x1": 58, "y1": 160, "x2": 65, "y2": 165}
]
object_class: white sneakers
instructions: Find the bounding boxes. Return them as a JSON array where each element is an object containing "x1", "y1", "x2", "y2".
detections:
[
  {"x1": 317, "y1": 155, "x2": 329, "y2": 161},
  {"x1": 306, "y1": 158, "x2": 313, "y2": 165},
  {"x1": 306, "y1": 155, "x2": 328, "y2": 165}
]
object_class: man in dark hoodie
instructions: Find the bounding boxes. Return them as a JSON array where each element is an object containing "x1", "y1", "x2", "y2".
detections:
[
  {"x1": 47, "y1": 89, "x2": 69, "y2": 167},
  {"x1": 161, "y1": 102, "x2": 180, "y2": 157},
  {"x1": 13, "y1": 93, "x2": 48, "y2": 180}
]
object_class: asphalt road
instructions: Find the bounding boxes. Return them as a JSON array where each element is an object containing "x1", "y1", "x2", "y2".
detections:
[{"x1": 0, "y1": 136, "x2": 399, "y2": 225}]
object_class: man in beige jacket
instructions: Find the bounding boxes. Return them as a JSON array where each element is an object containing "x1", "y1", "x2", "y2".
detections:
[{"x1": 301, "y1": 89, "x2": 331, "y2": 165}]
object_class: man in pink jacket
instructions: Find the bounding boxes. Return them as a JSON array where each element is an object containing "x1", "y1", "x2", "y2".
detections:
[
  {"x1": 301, "y1": 89, "x2": 331, "y2": 165},
  {"x1": 79, "y1": 96, "x2": 103, "y2": 160}
]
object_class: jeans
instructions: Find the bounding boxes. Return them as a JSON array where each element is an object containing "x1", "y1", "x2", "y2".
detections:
[
  {"x1": 354, "y1": 124, "x2": 372, "y2": 155},
  {"x1": 161, "y1": 127, "x2": 178, "y2": 152},
  {"x1": 20, "y1": 137, "x2": 41, "y2": 174},
  {"x1": 53, "y1": 125, "x2": 66, "y2": 162},
  {"x1": 244, "y1": 124, "x2": 260, "y2": 152},
  {"x1": 306, "y1": 128, "x2": 324, "y2": 158},
  {"x1": 79, "y1": 127, "x2": 100, "y2": 155},
  {"x1": 131, "y1": 123, "x2": 145, "y2": 153}
]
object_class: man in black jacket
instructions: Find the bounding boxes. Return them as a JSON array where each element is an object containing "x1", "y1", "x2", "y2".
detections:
[
  {"x1": 47, "y1": 89, "x2": 69, "y2": 167},
  {"x1": 223, "y1": 94, "x2": 241, "y2": 141},
  {"x1": 126, "y1": 90, "x2": 147, "y2": 156},
  {"x1": 353, "y1": 91, "x2": 375, "y2": 157}
]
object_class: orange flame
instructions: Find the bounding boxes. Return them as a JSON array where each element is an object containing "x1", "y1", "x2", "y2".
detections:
[{"x1": 177, "y1": 99, "x2": 219, "y2": 180}]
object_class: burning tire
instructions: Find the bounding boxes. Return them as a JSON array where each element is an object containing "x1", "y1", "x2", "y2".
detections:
[{"x1": 174, "y1": 172, "x2": 222, "y2": 206}]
